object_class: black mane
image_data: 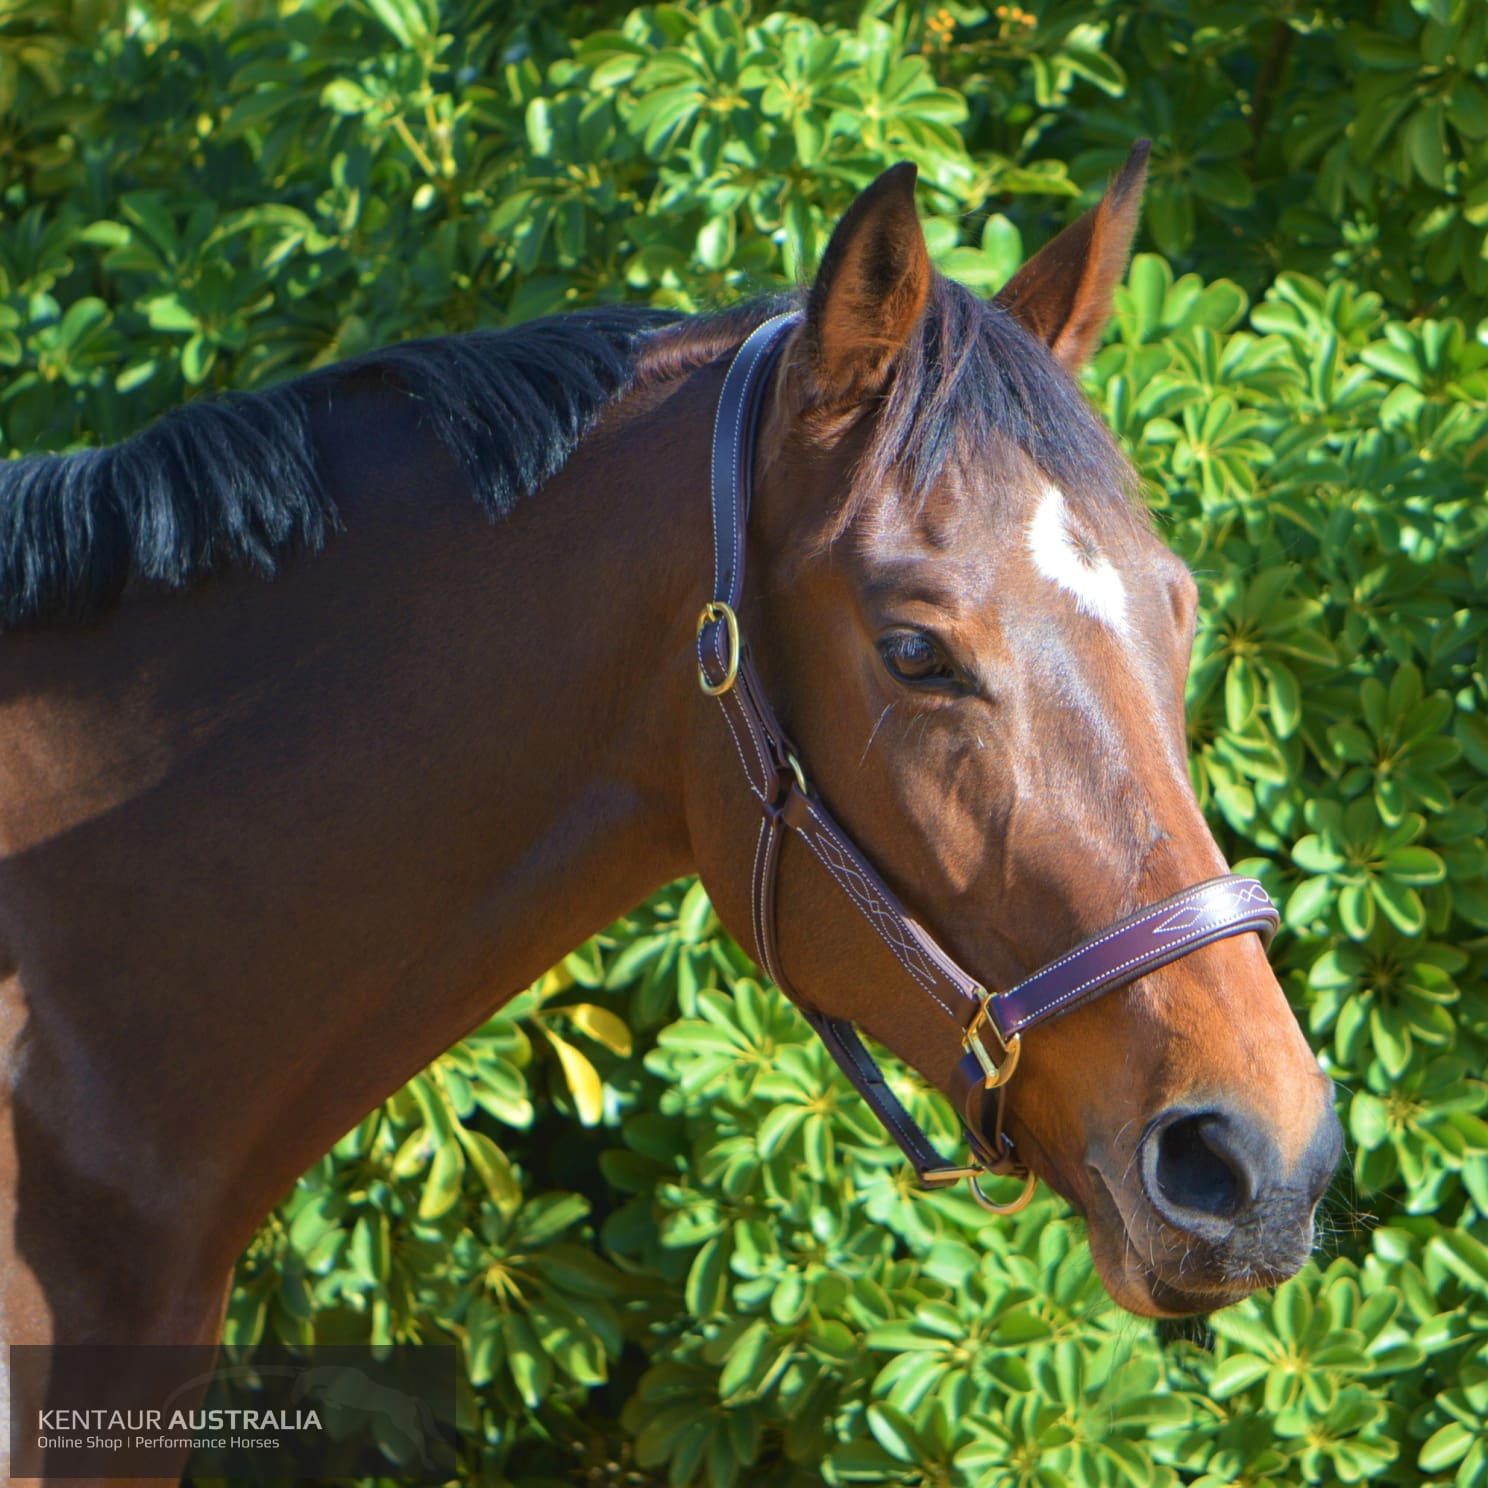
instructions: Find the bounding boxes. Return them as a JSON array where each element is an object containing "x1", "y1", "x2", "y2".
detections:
[
  {"x1": 0, "y1": 282, "x2": 1133, "y2": 631},
  {"x1": 0, "y1": 307, "x2": 676, "y2": 628}
]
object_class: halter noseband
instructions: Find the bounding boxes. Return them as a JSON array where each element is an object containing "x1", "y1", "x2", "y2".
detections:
[{"x1": 695, "y1": 313, "x2": 1279, "y2": 1213}]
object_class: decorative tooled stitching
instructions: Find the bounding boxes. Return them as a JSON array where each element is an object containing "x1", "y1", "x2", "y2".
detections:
[
  {"x1": 802, "y1": 815, "x2": 936, "y2": 987},
  {"x1": 999, "y1": 900, "x2": 1275, "y2": 1034},
  {"x1": 1002, "y1": 879, "x2": 1269, "y2": 1001},
  {"x1": 1150, "y1": 879, "x2": 1270, "y2": 935},
  {"x1": 797, "y1": 807, "x2": 968, "y2": 1023}
]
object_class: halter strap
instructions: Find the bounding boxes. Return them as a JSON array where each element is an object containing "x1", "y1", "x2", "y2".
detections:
[{"x1": 696, "y1": 313, "x2": 1279, "y2": 1204}]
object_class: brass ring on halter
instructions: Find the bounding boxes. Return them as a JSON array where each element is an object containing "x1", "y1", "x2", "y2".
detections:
[
  {"x1": 785, "y1": 751, "x2": 809, "y2": 795},
  {"x1": 697, "y1": 601, "x2": 741, "y2": 696},
  {"x1": 967, "y1": 1167, "x2": 1038, "y2": 1215}
]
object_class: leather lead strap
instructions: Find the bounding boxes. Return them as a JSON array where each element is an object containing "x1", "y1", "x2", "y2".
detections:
[
  {"x1": 696, "y1": 313, "x2": 1282, "y2": 1192},
  {"x1": 802, "y1": 1012, "x2": 983, "y2": 1182}
]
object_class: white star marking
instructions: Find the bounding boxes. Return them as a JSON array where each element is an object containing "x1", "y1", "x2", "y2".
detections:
[{"x1": 1027, "y1": 484, "x2": 1129, "y2": 634}]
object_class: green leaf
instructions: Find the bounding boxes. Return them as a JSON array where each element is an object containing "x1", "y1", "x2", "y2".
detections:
[
  {"x1": 361, "y1": 0, "x2": 431, "y2": 50},
  {"x1": 1340, "y1": 880, "x2": 1376, "y2": 940},
  {"x1": 1371, "y1": 876, "x2": 1425, "y2": 935},
  {"x1": 1351, "y1": 1091, "x2": 1391, "y2": 1149},
  {"x1": 1211, "y1": 1353, "x2": 1270, "y2": 1397},
  {"x1": 145, "y1": 296, "x2": 198, "y2": 333},
  {"x1": 865, "y1": 1403, "x2": 922, "y2": 1464},
  {"x1": 697, "y1": 213, "x2": 736, "y2": 271},
  {"x1": 503, "y1": 1311, "x2": 552, "y2": 1407},
  {"x1": 685, "y1": 1235, "x2": 728, "y2": 1316},
  {"x1": 1287, "y1": 876, "x2": 1334, "y2": 929},
  {"x1": 719, "y1": 1318, "x2": 770, "y2": 1397},
  {"x1": 321, "y1": 79, "x2": 372, "y2": 115},
  {"x1": 1418, "y1": 1421, "x2": 1471, "y2": 1472},
  {"x1": 1383, "y1": 846, "x2": 1446, "y2": 885},
  {"x1": 180, "y1": 332, "x2": 213, "y2": 385},
  {"x1": 981, "y1": 213, "x2": 1022, "y2": 289},
  {"x1": 418, "y1": 1137, "x2": 465, "y2": 1220},
  {"x1": 1428, "y1": 1230, "x2": 1488, "y2": 1297},
  {"x1": 679, "y1": 880, "x2": 715, "y2": 942},
  {"x1": 455, "y1": 1125, "x2": 520, "y2": 1213},
  {"x1": 525, "y1": 98, "x2": 554, "y2": 156},
  {"x1": 513, "y1": 1192, "x2": 589, "y2": 1247},
  {"x1": 545, "y1": 1030, "x2": 603, "y2": 1124}
]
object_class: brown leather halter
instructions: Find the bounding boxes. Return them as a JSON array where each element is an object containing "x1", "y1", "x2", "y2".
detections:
[{"x1": 696, "y1": 313, "x2": 1280, "y2": 1213}]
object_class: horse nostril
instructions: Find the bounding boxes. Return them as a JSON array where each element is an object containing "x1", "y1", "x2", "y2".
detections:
[{"x1": 1145, "y1": 1111, "x2": 1257, "y2": 1227}]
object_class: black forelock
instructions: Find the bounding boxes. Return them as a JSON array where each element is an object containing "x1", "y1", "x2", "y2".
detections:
[{"x1": 849, "y1": 274, "x2": 1139, "y2": 527}]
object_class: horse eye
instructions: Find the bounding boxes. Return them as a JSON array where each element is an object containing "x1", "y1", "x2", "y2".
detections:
[{"x1": 879, "y1": 631, "x2": 957, "y2": 686}]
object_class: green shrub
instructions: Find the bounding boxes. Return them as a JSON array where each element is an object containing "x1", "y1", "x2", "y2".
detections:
[{"x1": 3, "y1": 0, "x2": 1485, "y2": 1482}]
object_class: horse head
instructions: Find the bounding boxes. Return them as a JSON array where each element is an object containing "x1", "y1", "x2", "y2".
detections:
[{"x1": 684, "y1": 151, "x2": 1341, "y2": 1316}]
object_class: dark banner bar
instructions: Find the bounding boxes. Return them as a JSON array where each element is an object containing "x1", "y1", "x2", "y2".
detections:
[{"x1": 10, "y1": 1344, "x2": 457, "y2": 1481}]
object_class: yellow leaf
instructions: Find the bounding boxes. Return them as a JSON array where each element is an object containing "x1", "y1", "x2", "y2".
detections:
[
  {"x1": 535, "y1": 964, "x2": 573, "y2": 997},
  {"x1": 562, "y1": 1003, "x2": 633, "y2": 1056},
  {"x1": 545, "y1": 1031, "x2": 604, "y2": 1125},
  {"x1": 417, "y1": 1138, "x2": 465, "y2": 1220},
  {"x1": 392, "y1": 1128, "x2": 436, "y2": 1179},
  {"x1": 456, "y1": 1126, "x2": 521, "y2": 1214}
]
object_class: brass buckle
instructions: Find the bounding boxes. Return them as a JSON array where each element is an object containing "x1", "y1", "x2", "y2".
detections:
[
  {"x1": 964, "y1": 989, "x2": 1021, "y2": 1090},
  {"x1": 920, "y1": 1162, "x2": 1037, "y2": 1213},
  {"x1": 697, "y1": 601, "x2": 741, "y2": 696}
]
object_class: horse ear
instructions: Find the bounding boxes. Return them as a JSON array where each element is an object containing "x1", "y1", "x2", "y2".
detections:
[
  {"x1": 805, "y1": 163, "x2": 931, "y2": 404},
  {"x1": 995, "y1": 141, "x2": 1150, "y2": 371}
]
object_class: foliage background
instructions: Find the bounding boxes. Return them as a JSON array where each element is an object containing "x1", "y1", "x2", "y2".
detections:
[{"x1": 3, "y1": 0, "x2": 1488, "y2": 1482}]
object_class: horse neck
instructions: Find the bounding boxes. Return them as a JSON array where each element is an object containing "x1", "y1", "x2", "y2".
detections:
[
  {"x1": 417, "y1": 370, "x2": 720, "y2": 988},
  {"x1": 0, "y1": 356, "x2": 727, "y2": 1264}
]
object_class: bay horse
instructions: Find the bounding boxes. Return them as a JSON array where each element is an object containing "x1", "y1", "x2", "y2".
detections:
[{"x1": 0, "y1": 145, "x2": 1340, "y2": 1478}]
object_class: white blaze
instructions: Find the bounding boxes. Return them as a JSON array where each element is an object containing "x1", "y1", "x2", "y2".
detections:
[{"x1": 1027, "y1": 484, "x2": 1128, "y2": 634}]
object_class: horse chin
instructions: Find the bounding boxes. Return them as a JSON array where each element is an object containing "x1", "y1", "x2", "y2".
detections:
[{"x1": 1080, "y1": 1163, "x2": 1249, "y2": 1319}]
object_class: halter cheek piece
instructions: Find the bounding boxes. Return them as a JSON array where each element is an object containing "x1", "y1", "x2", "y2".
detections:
[{"x1": 696, "y1": 314, "x2": 1280, "y2": 1214}]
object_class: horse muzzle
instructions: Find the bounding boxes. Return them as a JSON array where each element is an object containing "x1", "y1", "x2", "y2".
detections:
[{"x1": 1085, "y1": 1096, "x2": 1344, "y2": 1315}]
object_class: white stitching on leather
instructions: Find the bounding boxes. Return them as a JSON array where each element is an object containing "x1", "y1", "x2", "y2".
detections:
[
  {"x1": 801, "y1": 811, "x2": 937, "y2": 985},
  {"x1": 810, "y1": 847, "x2": 940, "y2": 999},
  {"x1": 711, "y1": 673, "x2": 760, "y2": 787},
  {"x1": 1000, "y1": 899, "x2": 1274, "y2": 1034},
  {"x1": 1005, "y1": 879, "x2": 1265, "y2": 995},
  {"x1": 719, "y1": 340, "x2": 748, "y2": 600},
  {"x1": 806, "y1": 835, "x2": 936, "y2": 989},
  {"x1": 708, "y1": 329, "x2": 744, "y2": 598},
  {"x1": 797, "y1": 805, "x2": 966, "y2": 1022},
  {"x1": 750, "y1": 813, "x2": 770, "y2": 974},
  {"x1": 724, "y1": 683, "x2": 771, "y2": 788}
]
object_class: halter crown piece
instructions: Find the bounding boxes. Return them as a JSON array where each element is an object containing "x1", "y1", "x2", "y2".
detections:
[{"x1": 695, "y1": 314, "x2": 1280, "y2": 1214}]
